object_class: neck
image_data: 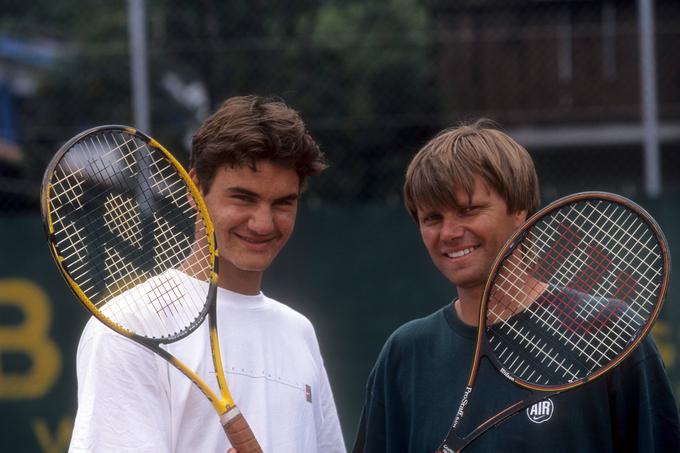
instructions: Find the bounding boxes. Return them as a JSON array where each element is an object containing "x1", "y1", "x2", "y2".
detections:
[
  {"x1": 455, "y1": 276, "x2": 550, "y2": 327},
  {"x1": 218, "y1": 262, "x2": 263, "y2": 296},
  {"x1": 455, "y1": 286, "x2": 483, "y2": 326}
]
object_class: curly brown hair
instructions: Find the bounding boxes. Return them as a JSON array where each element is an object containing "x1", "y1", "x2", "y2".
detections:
[{"x1": 190, "y1": 95, "x2": 328, "y2": 193}]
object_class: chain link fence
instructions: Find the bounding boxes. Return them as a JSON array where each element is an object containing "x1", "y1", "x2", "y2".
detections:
[{"x1": 1, "y1": 0, "x2": 679, "y2": 214}]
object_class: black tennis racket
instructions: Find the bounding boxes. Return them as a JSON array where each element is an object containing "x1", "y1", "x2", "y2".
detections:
[
  {"x1": 438, "y1": 192, "x2": 670, "y2": 452},
  {"x1": 41, "y1": 125, "x2": 262, "y2": 452}
]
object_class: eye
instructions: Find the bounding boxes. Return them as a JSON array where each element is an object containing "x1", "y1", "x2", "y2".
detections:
[
  {"x1": 460, "y1": 206, "x2": 479, "y2": 216},
  {"x1": 274, "y1": 197, "x2": 298, "y2": 209},
  {"x1": 420, "y1": 212, "x2": 441, "y2": 225},
  {"x1": 231, "y1": 194, "x2": 255, "y2": 203}
]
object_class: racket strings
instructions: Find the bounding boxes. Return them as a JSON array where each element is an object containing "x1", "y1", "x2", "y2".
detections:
[
  {"x1": 48, "y1": 130, "x2": 212, "y2": 339},
  {"x1": 528, "y1": 223, "x2": 638, "y2": 347},
  {"x1": 486, "y1": 199, "x2": 664, "y2": 386},
  {"x1": 103, "y1": 193, "x2": 144, "y2": 246},
  {"x1": 493, "y1": 249, "x2": 645, "y2": 375},
  {"x1": 488, "y1": 323, "x2": 581, "y2": 383},
  {"x1": 520, "y1": 202, "x2": 657, "y2": 331},
  {"x1": 554, "y1": 202, "x2": 661, "y2": 296},
  {"x1": 535, "y1": 204, "x2": 660, "y2": 335},
  {"x1": 489, "y1": 267, "x2": 598, "y2": 362},
  {"x1": 102, "y1": 148, "x2": 209, "y2": 333},
  {"x1": 488, "y1": 273, "x2": 595, "y2": 383}
]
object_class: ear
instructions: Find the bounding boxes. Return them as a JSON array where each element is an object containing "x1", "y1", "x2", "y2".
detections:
[
  {"x1": 186, "y1": 169, "x2": 201, "y2": 213},
  {"x1": 188, "y1": 168, "x2": 202, "y2": 194},
  {"x1": 514, "y1": 209, "x2": 528, "y2": 227}
]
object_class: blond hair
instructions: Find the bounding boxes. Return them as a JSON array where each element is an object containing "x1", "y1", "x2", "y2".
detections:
[{"x1": 403, "y1": 119, "x2": 540, "y2": 221}]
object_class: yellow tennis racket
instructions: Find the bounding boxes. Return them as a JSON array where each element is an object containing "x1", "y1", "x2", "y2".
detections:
[{"x1": 41, "y1": 125, "x2": 262, "y2": 452}]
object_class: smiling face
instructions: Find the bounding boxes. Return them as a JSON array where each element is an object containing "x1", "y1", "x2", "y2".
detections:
[
  {"x1": 192, "y1": 160, "x2": 300, "y2": 294},
  {"x1": 417, "y1": 174, "x2": 527, "y2": 294}
]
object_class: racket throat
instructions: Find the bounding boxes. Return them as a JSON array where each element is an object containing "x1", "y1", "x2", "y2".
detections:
[
  {"x1": 437, "y1": 386, "x2": 473, "y2": 453},
  {"x1": 452, "y1": 385, "x2": 473, "y2": 429},
  {"x1": 439, "y1": 393, "x2": 541, "y2": 452}
]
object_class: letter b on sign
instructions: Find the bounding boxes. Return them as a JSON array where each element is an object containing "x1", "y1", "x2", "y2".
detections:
[{"x1": 0, "y1": 279, "x2": 61, "y2": 399}]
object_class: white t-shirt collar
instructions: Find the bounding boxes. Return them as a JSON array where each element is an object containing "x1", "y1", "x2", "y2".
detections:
[{"x1": 216, "y1": 286, "x2": 267, "y2": 309}]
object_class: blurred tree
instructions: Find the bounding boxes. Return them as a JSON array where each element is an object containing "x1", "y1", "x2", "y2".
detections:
[
  {"x1": 7, "y1": 2, "x2": 132, "y2": 179},
  {"x1": 4, "y1": 0, "x2": 437, "y2": 202},
  {"x1": 290, "y1": 0, "x2": 436, "y2": 201},
  {"x1": 147, "y1": 0, "x2": 437, "y2": 201}
]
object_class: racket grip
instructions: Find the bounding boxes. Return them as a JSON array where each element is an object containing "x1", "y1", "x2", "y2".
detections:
[{"x1": 221, "y1": 406, "x2": 263, "y2": 453}]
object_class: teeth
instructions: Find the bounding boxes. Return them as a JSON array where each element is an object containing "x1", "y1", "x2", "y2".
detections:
[{"x1": 447, "y1": 247, "x2": 475, "y2": 258}]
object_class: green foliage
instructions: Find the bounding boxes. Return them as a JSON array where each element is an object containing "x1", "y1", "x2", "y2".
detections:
[{"x1": 3, "y1": 0, "x2": 437, "y2": 201}]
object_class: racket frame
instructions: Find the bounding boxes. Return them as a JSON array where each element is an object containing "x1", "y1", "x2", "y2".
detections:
[
  {"x1": 439, "y1": 191, "x2": 671, "y2": 452},
  {"x1": 41, "y1": 125, "x2": 239, "y2": 422}
]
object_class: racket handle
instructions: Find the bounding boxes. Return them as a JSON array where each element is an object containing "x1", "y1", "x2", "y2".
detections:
[{"x1": 221, "y1": 406, "x2": 263, "y2": 453}]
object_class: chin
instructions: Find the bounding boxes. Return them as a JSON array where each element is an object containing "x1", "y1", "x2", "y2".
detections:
[
  {"x1": 455, "y1": 279, "x2": 487, "y2": 291},
  {"x1": 220, "y1": 256, "x2": 273, "y2": 273},
  {"x1": 447, "y1": 272, "x2": 484, "y2": 288},
  {"x1": 236, "y1": 262, "x2": 272, "y2": 272}
]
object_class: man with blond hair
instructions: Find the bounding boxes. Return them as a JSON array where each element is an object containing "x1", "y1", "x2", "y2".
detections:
[{"x1": 353, "y1": 119, "x2": 679, "y2": 452}]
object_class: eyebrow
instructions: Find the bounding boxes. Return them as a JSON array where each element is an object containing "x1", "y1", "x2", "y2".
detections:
[{"x1": 226, "y1": 186, "x2": 299, "y2": 203}]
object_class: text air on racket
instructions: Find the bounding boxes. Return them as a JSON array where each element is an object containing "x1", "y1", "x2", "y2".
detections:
[
  {"x1": 41, "y1": 125, "x2": 263, "y2": 453},
  {"x1": 438, "y1": 192, "x2": 670, "y2": 452}
]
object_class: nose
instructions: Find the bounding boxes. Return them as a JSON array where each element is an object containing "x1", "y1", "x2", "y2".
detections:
[
  {"x1": 441, "y1": 215, "x2": 464, "y2": 241},
  {"x1": 248, "y1": 205, "x2": 276, "y2": 235}
]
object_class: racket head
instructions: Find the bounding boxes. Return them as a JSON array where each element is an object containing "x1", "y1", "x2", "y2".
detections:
[
  {"x1": 41, "y1": 125, "x2": 218, "y2": 344},
  {"x1": 479, "y1": 192, "x2": 670, "y2": 392}
]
